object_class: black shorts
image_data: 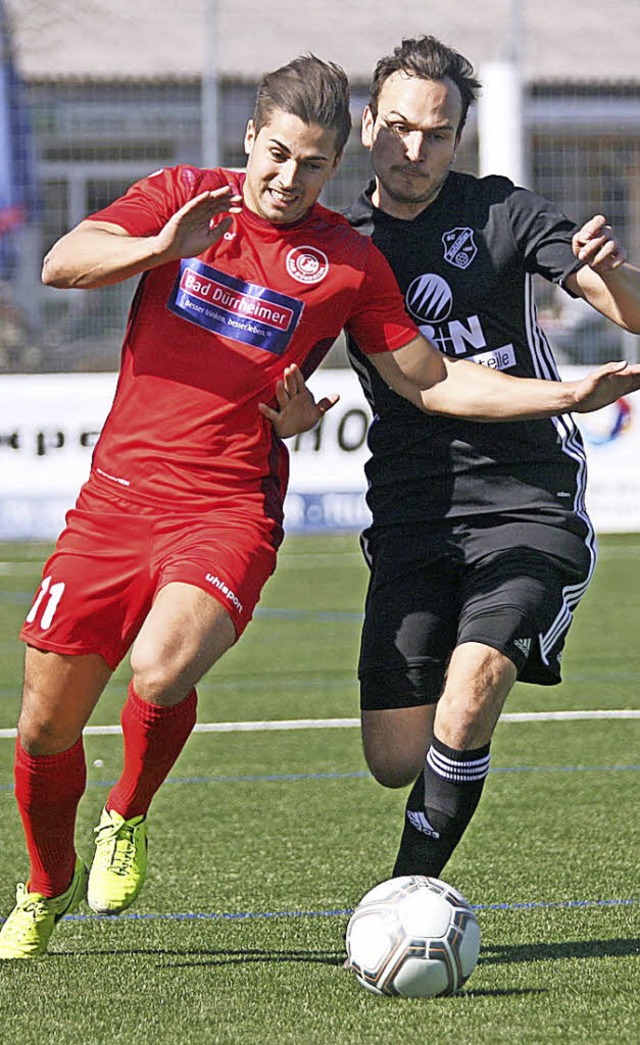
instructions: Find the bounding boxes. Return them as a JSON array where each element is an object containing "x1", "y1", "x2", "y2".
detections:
[{"x1": 358, "y1": 512, "x2": 595, "y2": 711}]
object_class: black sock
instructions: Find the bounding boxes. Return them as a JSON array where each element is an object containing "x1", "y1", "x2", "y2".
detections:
[{"x1": 392, "y1": 735, "x2": 491, "y2": 879}]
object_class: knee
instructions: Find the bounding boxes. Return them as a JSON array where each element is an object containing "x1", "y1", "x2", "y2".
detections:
[
  {"x1": 364, "y1": 748, "x2": 424, "y2": 789},
  {"x1": 18, "y1": 723, "x2": 76, "y2": 757},
  {"x1": 361, "y1": 706, "x2": 433, "y2": 788},
  {"x1": 17, "y1": 695, "x2": 80, "y2": 756},
  {"x1": 129, "y1": 661, "x2": 171, "y2": 705},
  {"x1": 129, "y1": 643, "x2": 184, "y2": 705}
]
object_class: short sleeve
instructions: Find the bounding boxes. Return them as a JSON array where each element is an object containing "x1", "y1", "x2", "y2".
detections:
[
  {"x1": 85, "y1": 166, "x2": 228, "y2": 237},
  {"x1": 345, "y1": 240, "x2": 419, "y2": 355},
  {"x1": 507, "y1": 187, "x2": 583, "y2": 288}
]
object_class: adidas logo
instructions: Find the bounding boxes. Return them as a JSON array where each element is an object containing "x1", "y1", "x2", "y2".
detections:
[
  {"x1": 514, "y1": 637, "x2": 532, "y2": 656},
  {"x1": 407, "y1": 810, "x2": 440, "y2": 839}
]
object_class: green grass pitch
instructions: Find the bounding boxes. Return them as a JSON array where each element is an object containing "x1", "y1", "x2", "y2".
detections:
[{"x1": 0, "y1": 534, "x2": 638, "y2": 1044}]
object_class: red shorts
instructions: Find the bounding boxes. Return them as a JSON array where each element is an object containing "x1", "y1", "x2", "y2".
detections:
[{"x1": 20, "y1": 480, "x2": 283, "y2": 669}]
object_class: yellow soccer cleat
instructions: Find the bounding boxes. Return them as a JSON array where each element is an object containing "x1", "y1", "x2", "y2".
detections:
[
  {"x1": 0, "y1": 857, "x2": 88, "y2": 959},
  {"x1": 88, "y1": 807, "x2": 148, "y2": 915}
]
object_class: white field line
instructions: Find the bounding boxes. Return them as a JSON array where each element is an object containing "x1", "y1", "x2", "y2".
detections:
[{"x1": 0, "y1": 709, "x2": 639, "y2": 739}]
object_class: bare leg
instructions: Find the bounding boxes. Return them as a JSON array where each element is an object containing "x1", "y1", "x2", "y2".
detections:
[
  {"x1": 19, "y1": 647, "x2": 112, "y2": 754},
  {"x1": 362, "y1": 704, "x2": 437, "y2": 788},
  {"x1": 434, "y1": 641, "x2": 517, "y2": 749},
  {"x1": 129, "y1": 581, "x2": 237, "y2": 704},
  {"x1": 363, "y1": 642, "x2": 518, "y2": 879}
]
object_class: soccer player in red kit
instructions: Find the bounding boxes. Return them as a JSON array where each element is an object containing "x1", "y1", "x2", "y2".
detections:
[{"x1": 0, "y1": 54, "x2": 450, "y2": 959}]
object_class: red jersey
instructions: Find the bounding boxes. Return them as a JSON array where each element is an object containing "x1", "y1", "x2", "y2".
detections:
[{"x1": 86, "y1": 166, "x2": 418, "y2": 512}]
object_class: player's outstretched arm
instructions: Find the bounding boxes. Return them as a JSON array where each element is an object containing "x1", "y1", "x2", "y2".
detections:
[
  {"x1": 566, "y1": 215, "x2": 640, "y2": 333},
  {"x1": 368, "y1": 335, "x2": 447, "y2": 405},
  {"x1": 261, "y1": 355, "x2": 640, "y2": 434},
  {"x1": 42, "y1": 186, "x2": 243, "y2": 290},
  {"x1": 419, "y1": 357, "x2": 640, "y2": 421},
  {"x1": 258, "y1": 364, "x2": 340, "y2": 438},
  {"x1": 261, "y1": 350, "x2": 437, "y2": 436},
  {"x1": 570, "y1": 359, "x2": 640, "y2": 413}
]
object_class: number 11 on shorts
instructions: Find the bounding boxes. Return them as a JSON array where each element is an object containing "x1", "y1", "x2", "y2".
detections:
[{"x1": 25, "y1": 576, "x2": 66, "y2": 630}]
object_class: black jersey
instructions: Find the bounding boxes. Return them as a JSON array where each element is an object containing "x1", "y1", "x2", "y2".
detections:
[{"x1": 344, "y1": 172, "x2": 590, "y2": 525}]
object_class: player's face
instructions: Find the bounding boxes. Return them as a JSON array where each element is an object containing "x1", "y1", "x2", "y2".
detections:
[
  {"x1": 362, "y1": 73, "x2": 463, "y2": 219},
  {"x1": 244, "y1": 109, "x2": 341, "y2": 225}
]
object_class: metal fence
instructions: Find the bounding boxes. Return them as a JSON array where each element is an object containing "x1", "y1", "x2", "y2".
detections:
[{"x1": 2, "y1": 74, "x2": 640, "y2": 373}]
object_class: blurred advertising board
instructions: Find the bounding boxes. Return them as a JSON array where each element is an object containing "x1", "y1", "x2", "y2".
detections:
[{"x1": 1, "y1": 368, "x2": 639, "y2": 539}]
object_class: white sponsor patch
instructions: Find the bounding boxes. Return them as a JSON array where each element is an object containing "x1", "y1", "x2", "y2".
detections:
[{"x1": 467, "y1": 343, "x2": 516, "y2": 371}]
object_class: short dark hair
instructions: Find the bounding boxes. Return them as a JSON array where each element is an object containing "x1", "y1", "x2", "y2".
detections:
[
  {"x1": 369, "y1": 35, "x2": 481, "y2": 133},
  {"x1": 252, "y1": 55, "x2": 352, "y2": 155}
]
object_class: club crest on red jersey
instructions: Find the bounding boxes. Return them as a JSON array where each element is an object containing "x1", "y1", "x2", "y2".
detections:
[
  {"x1": 285, "y1": 245, "x2": 329, "y2": 284},
  {"x1": 442, "y1": 227, "x2": 477, "y2": 270}
]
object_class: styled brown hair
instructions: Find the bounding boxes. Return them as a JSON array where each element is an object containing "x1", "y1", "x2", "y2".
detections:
[
  {"x1": 252, "y1": 54, "x2": 352, "y2": 155},
  {"x1": 369, "y1": 35, "x2": 481, "y2": 133}
]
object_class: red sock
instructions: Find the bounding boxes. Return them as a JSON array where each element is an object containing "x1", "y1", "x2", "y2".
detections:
[
  {"x1": 107, "y1": 683, "x2": 197, "y2": 820},
  {"x1": 14, "y1": 736, "x2": 86, "y2": 897}
]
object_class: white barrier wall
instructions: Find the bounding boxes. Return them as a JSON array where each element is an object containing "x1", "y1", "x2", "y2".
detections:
[{"x1": 1, "y1": 369, "x2": 639, "y2": 539}]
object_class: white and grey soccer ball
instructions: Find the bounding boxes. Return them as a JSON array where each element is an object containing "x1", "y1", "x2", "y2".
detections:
[{"x1": 345, "y1": 875, "x2": 481, "y2": 998}]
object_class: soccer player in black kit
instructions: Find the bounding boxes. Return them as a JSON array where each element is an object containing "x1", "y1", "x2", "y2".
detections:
[{"x1": 341, "y1": 36, "x2": 640, "y2": 881}]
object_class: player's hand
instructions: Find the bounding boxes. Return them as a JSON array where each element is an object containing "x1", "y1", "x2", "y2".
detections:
[
  {"x1": 258, "y1": 364, "x2": 339, "y2": 438},
  {"x1": 153, "y1": 186, "x2": 243, "y2": 261},
  {"x1": 573, "y1": 359, "x2": 640, "y2": 413},
  {"x1": 572, "y1": 215, "x2": 627, "y2": 272}
]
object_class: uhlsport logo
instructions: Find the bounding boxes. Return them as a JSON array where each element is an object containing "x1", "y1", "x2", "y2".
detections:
[
  {"x1": 406, "y1": 273, "x2": 453, "y2": 325},
  {"x1": 205, "y1": 573, "x2": 243, "y2": 614},
  {"x1": 286, "y1": 245, "x2": 329, "y2": 284},
  {"x1": 442, "y1": 227, "x2": 477, "y2": 269}
]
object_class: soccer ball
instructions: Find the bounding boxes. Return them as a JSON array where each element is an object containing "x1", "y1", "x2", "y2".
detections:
[{"x1": 345, "y1": 875, "x2": 481, "y2": 998}]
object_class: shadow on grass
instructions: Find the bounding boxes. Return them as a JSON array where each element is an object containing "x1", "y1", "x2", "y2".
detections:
[
  {"x1": 164, "y1": 947, "x2": 347, "y2": 968},
  {"x1": 55, "y1": 947, "x2": 546, "y2": 998},
  {"x1": 72, "y1": 946, "x2": 346, "y2": 968},
  {"x1": 464, "y1": 988, "x2": 545, "y2": 999},
  {"x1": 481, "y1": 937, "x2": 640, "y2": 964}
]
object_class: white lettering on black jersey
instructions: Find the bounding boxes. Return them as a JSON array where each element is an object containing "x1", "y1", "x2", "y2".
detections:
[{"x1": 343, "y1": 172, "x2": 590, "y2": 527}]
